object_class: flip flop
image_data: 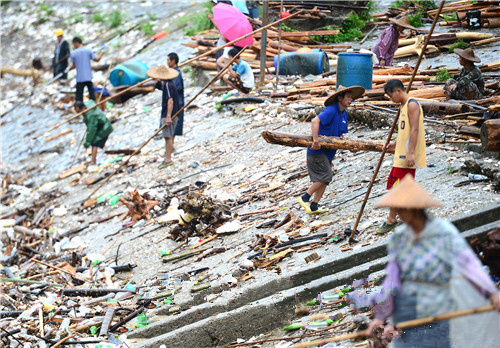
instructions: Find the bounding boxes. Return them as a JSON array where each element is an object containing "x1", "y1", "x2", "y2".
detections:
[
  {"x1": 158, "y1": 161, "x2": 173, "y2": 169},
  {"x1": 308, "y1": 207, "x2": 329, "y2": 215},
  {"x1": 297, "y1": 197, "x2": 312, "y2": 214}
]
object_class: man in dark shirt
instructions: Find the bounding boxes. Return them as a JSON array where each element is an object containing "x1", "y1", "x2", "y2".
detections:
[
  {"x1": 52, "y1": 28, "x2": 70, "y2": 79},
  {"x1": 166, "y1": 52, "x2": 185, "y2": 147},
  {"x1": 150, "y1": 66, "x2": 180, "y2": 169},
  {"x1": 444, "y1": 47, "x2": 484, "y2": 100}
]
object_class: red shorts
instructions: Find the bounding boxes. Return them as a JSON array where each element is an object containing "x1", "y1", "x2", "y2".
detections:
[{"x1": 387, "y1": 167, "x2": 416, "y2": 189}]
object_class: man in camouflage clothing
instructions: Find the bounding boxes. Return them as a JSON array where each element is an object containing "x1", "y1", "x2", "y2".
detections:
[{"x1": 444, "y1": 47, "x2": 484, "y2": 100}]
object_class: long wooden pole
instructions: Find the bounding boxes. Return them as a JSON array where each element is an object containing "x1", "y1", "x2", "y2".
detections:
[
  {"x1": 291, "y1": 304, "x2": 495, "y2": 347},
  {"x1": 275, "y1": 0, "x2": 284, "y2": 89},
  {"x1": 348, "y1": 0, "x2": 445, "y2": 243},
  {"x1": 83, "y1": 48, "x2": 247, "y2": 203},
  {"x1": 37, "y1": 10, "x2": 303, "y2": 139},
  {"x1": 260, "y1": 0, "x2": 269, "y2": 88}
]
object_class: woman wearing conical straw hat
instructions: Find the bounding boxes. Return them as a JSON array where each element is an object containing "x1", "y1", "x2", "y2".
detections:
[
  {"x1": 364, "y1": 175, "x2": 500, "y2": 347},
  {"x1": 444, "y1": 47, "x2": 484, "y2": 100}
]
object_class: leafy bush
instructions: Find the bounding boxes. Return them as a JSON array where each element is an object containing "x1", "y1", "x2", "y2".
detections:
[
  {"x1": 408, "y1": 11, "x2": 424, "y2": 27},
  {"x1": 141, "y1": 22, "x2": 154, "y2": 36},
  {"x1": 442, "y1": 13, "x2": 457, "y2": 22},
  {"x1": 183, "y1": 1, "x2": 214, "y2": 36},
  {"x1": 390, "y1": 0, "x2": 408, "y2": 9},
  {"x1": 449, "y1": 38, "x2": 467, "y2": 53},
  {"x1": 108, "y1": 10, "x2": 123, "y2": 29},
  {"x1": 281, "y1": 24, "x2": 297, "y2": 32},
  {"x1": 91, "y1": 10, "x2": 106, "y2": 23},
  {"x1": 436, "y1": 68, "x2": 453, "y2": 82},
  {"x1": 67, "y1": 12, "x2": 84, "y2": 25}
]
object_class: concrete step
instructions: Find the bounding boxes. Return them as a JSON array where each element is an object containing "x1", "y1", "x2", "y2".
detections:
[{"x1": 126, "y1": 202, "x2": 499, "y2": 346}]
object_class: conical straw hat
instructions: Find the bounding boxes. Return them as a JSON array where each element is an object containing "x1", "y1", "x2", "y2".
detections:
[
  {"x1": 389, "y1": 15, "x2": 417, "y2": 31},
  {"x1": 374, "y1": 174, "x2": 442, "y2": 209},
  {"x1": 454, "y1": 47, "x2": 481, "y2": 63},
  {"x1": 324, "y1": 85, "x2": 365, "y2": 107},
  {"x1": 146, "y1": 65, "x2": 179, "y2": 80}
]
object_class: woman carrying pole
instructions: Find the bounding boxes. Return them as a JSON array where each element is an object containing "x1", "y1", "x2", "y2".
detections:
[{"x1": 360, "y1": 175, "x2": 500, "y2": 347}]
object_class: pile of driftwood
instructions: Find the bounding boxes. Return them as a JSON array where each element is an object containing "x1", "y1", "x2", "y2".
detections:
[
  {"x1": 266, "y1": 1, "x2": 371, "y2": 20},
  {"x1": 183, "y1": 18, "x2": 352, "y2": 73},
  {"x1": 431, "y1": 1, "x2": 500, "y2": 28}
]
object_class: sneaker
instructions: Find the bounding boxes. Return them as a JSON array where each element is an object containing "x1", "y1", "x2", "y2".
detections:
[
  {"x1": 376, "y1": 221, "x2": 399, "y2": 235},
  {"x1": 308, "y1": 207, "x2": 329, "y2": 215},
  {"x1": 297, "y1": 197, "x2": 312, "y2": 214},
  {"x1": 158, "y1": 161, "x2": 173, "y2": 169}
]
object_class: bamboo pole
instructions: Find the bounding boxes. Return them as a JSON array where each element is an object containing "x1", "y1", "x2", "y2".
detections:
[
  {"x1": 292, "y1": 305, "x2": 495, "y2": 347},
  {"x1": 348, "y1": 0, "x2": 445, "y2": 243},
  {"x1": 275, "y1": 0, "x2": 284, "y2": 89},
  {"x1": 83, "y1": 48, "x2": 247, "y2": 203},
  {"x1": 260, "y1": 0, "x2": 269, "y2": 87},
  {"x1": 37, "y1": 10, "x2": 304, "y2": 138}
]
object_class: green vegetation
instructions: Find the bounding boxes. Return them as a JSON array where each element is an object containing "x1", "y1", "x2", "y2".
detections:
[
  {"x1": 436, "y1": 68, "x2": 453, "y2": 82},
  {"x1": 35, "y1": 3, "x2": 54, "y2": 24},
  {"x1": 1, "y1": 1, "x2": 12, "y2": 6},
  {"x1": 408, "y1": 9, "x2": 425, "y2": 27},
  {"x1": 390, "y1": 0, "x2": 407, "y2": 9},
  {"x1": 442, "y1": 13, "x2": 457, "y2": 22},
  {"x1": 108, "y1": 10, "x2": 123, "y2": 29},
  {"x1": 182, "y1": 1, "x2": 214, "y2": 36},
  {"x1": 449, "y1": 38, "x2": 467, "y2": 53},
  {"x1": 215, "y1": 101, "x2": 223, "y2": 112},
  {"x1": 147, "y1": 12, "x2": 157, "y2": 21},
  {"x1": 91, "y1": 9, "x2": 106, "y2": 23},
  {"x1": 281, "y1": 24, "x2": 297, "y2": 32},
  {"x1": 67, "y1": 12, "x2": 84, "y2": 25},
  {"x1": 141, "y1": 22, "x2": 155, "y2": 35},
  {"x1": 182, "y1": 66, "x2": 194, "y2": 80}
]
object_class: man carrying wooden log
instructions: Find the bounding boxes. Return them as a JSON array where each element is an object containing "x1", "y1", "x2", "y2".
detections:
[
  {"x1": 298, "y1": 85, "x2": 365, "y2": 215},
  {"x1": 222, "y1": 47, "x2": 254, "y2": 95},
  {"x1": 372, "y1": 15, "x2": 416, "y2": 67},
  {"x1": 444, "y1": 47, "x2": 484, "y2": 100},
  {"x1": 74, "y1": 100, "x2": 113, "y2": 166},
  {"x1": 377, "y1": 79, "x2": 426, "y2": 234}
]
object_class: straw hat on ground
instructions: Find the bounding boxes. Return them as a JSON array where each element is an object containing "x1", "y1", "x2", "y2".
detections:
[
  {"x1": 324, "y1": 85, "x2": 365, "y2": 107},
  {"x1": 374, "y1": 175, "x2": 442, "y2": 209},
  {"x1": 454, "y1": 47, "x2": 481, "y2": 63},
  {"x1": 146, "y1": 65, "x2": 179, "y2": 80},
  {"x1": 389, "y1": 15, "x2": 417, "y2": 31}
]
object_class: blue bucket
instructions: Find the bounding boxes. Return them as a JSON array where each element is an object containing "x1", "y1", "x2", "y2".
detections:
[
  {"x1": 109, "y1": 61, "x2": 149, "y2": 87},
  {"x1": 336, "y1": 53, "x2": 373, "y2": 90},
  {"x1": 274, "y1": 51, "x2": 329, "y2": 76}
]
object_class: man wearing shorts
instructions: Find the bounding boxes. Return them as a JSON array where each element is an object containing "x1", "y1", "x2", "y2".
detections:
[
  {"x1": 298, "y1": 85, "x2": 365, "y2": 215},
  {"x1": 74, "y1": 100, "x2": 113, "y2": 166},
  {"x1": 223, "y1": 48, "x2": 254, "y2": 94},
  {"x1": 377, "y1": 79, "x2": 427, "y2": 234},
  {"x1": 151, "y1": 66, "x2": 180, "y2": 169}
]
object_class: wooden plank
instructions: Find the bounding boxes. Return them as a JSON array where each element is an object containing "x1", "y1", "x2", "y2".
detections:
[
  {"x1": 255, "y1": 30, "x2": 340, "y2": 38},
  {"x1": 45, "y1": 128, "x2": 72, "y2": 142}
]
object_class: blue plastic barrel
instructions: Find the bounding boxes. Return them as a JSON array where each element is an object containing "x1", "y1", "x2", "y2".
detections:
[
  {"x1": 274, "y1": 52, "x2": 329, "y2": 76},
  {"x1": 336, "y1": 53, "x2": 373, "y2": 90},
  {"x1": 109, "y1": 61, "x2": 149, "y2": 87}
]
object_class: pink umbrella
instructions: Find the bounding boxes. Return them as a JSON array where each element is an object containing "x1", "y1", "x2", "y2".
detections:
[{"x1": 213, "y1": 2, "x2": 253, "y2": 48}]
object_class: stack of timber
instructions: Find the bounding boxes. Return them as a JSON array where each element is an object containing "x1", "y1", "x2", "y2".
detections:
[
  {"x1": 183, "y1": 18, "x2": 352, "y2": 73},
  {"x1": 430, "y1": 0, "x2": 500, "y2": 28},
  {"x1": 266, "y1": 1, "x2": 370, "y2": 20}
]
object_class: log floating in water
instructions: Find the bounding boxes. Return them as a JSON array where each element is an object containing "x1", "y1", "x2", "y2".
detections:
[
  {"x1": 261, "y1": 131, "x2": 394, "y2": 153},
  {"x1": 480, "y1": 119, "x2": 500, "y2": 152}
]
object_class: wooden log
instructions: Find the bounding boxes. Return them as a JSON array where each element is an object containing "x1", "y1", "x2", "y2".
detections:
[
  {"x1": 480, "y1": 119, "x2": 500, "y2": 151},
  {"x1": 0, "y1": 67, "x2": 43, "y2": 78},
  {"x1": 59, "y1": 163, "x2": 86, "y2": 179},
  {"x1": 61, "y1": 288, "x2": 134, "y2": 297},
  {"x1": 476, "y1": 95, "x2": 500, "y2": 105},
  {"x1": 45, "y1": 129, "x2": 72, "y2": 142},
  {"x1": 104, "y1": 148, "x2": 139, "y2": 155},
  {"x1": 483, "y1": 18, "x2": 500, "y2": 28},
  {"x1": 395, "y1": 35, "x2": 439, "y2": 58},
  {"x1": 408, "y1": 86, "x2": 446, "y2": 99},
  {"x1": 419, "y1": 101, "x2": 469, "y2": 115},
  {"x1": 261, "y1": 131, "x2": 394, "y2": 153},
  {"x1": 255, "y1": 29, "x2": 340, "y2": 38},
  {"x1": 458, "y1": 125, "x2": 481, "y2": 137}
]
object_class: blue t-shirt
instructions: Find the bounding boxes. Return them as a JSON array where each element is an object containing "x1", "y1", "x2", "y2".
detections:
[
  {"x1": 71, "y1": 47, "x2": 96, "y2": 82},
  {"x1": 232, "y1": 60, "x2": 254, "y2": 88},
  {"x1": 307, "y1": 103, "x2": 348, "y2": 162}
]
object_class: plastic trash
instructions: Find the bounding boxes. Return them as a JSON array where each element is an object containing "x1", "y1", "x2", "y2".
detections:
[
  {"x1": 321, "y1": 293, "x2": 340, "y2": 304},
  {"x1": 468, "y1": 173, "x2": 489, "y2": 180},
  {"x1": 283, "y1": 323, "x2": 303, "y2": 331},
  {"x1": 306, "y1": 319, "x2": 333, "y2": 330},
  {"x1": 109, "y1": 156, "x2": 123, "y2": 163},
  {"x1": 136, "y1": 311, "x2": 148, "y2": 328},
  {"x1": 306, "y1": 299, "x2": 316, "y2": 306},
  {"x1": 90, "y1": 325, "x2": 99, "y2": 335},
  {"x1": 109, "y1": 195, "x2": 120, "y2": 205}
]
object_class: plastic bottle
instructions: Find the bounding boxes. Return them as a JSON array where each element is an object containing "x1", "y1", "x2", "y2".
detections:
[
  {"x1": 283, "y1": 323, "x2": 303, "y2": 331},
  {"x1": 109, "y1": 195, "x2": 120, "y2": 205},
  {"x1": 306, "y1": 319, "x2": 333, "y2": 330},
  {"x1": 468, "y1": 173, "x2": 489, "y2": 180},
  {"x1": 321, "y1": 293, "x2": 340, "y2": 304}
]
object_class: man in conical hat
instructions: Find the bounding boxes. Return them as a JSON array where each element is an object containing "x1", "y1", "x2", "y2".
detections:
[
  {"x1": 444, "y1": 47, "x2": 484, "y2": 100},
  {"x1": 147, "y1": 66, "x2": 180, "y2": 169},
  {"x1": 297, "y1": 85, "x2": 364, "y2": 215}
]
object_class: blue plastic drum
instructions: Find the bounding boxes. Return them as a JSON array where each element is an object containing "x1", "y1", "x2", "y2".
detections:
[
  {"x1": 337, "y1": 53, "x2": 373, "y2": 90},
  {"x1": 109, "y1": 61, "x2": 149, "y2": 87}
]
